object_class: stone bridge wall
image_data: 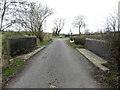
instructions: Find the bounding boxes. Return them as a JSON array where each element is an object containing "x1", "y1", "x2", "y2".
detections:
[
  {"x1": 85, "y1": 38, "x2": 110, "y2": 59},
  {"x1": 7, "y1": 36, "x2": 37, "y2": 56}
]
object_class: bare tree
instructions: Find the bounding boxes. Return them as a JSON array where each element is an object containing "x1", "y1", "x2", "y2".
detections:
[
  {"x1": 109, "y1": 13, "x2": 118, "y2": 32},
  {"x1": 103, "y1": 11, "x2": 118, "y2": 33},
  {"x1": 16, "y1": 1, "x2": 53, "y2": 41},
  {"x1": 52, "y1": 18, "x2": 65, "y2": 36},
  {"x1": 72, "y1": 15, "x2": 86, "y2": 35},
  {"x1": 0, "y1": 0, "x2": 24, "y2": 31},
  {"x1": 103, "y1": 17, "x2": 111, "y2": 32},
  {"x1": 0, "y1": 0, "x2": 14, "y2": 31}
]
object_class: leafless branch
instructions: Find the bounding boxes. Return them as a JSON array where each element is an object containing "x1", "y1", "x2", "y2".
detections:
[
  {"x1": 72, "y1": 15, "x2": 86, "y2": 35},
  {"x1": 52, "y1": 18, "x2": 65, "y2": 35}
]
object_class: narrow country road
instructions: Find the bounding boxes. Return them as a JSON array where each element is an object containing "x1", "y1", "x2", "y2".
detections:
[{"x1": 6, "y1": 39, "x2": 100, "y2": 88}]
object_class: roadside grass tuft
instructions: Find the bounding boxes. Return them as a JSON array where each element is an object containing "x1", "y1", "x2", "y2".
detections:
[
  {"x1": 95, "y1": 61, "x2": 118, "y2": 88},
  {"x1": 38, "y1": 39, "x2": 52, "y2": 47},
  {"x1": 66, "y1": 40, "x2": 84, "y2": 48},
  {"x1": 103, "y1": 62, "x2": 117, "y2": 87},
  {"x1": 2, "y1": 57, "x2": 25, "y2": 80}
]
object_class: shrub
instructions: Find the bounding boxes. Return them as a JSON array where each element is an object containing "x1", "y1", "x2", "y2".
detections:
[
  {"x1": 74, "y1": 36, "x2": 86, "y2": 45},
  {"x1": 65, "y1": 34, "x2": 70, "y2": 37},
  {"x1": 104, "y1": 32, "x2": 120, "y2": 88},
  {"x1": 43, "y1": 33, "x2": 52, "y2": 41},
  {"x1": 69, "y1": 36, "x2": 74, "y2": 41}
]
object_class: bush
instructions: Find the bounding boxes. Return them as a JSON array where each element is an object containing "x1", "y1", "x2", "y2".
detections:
[
  {"x1": 43, "y1": 33, "x2": 52, "y2": 41},
  {"x1": 66, "y1": 40, "x2": 84, "y2": 48},
  {"x1": 74, "y1": 36, "x2": 86, "y2": 45},
  {"x1": 65, "y1": 34, "x2": 70, "y2": 37},
  {"x1": 69, "y1": 36, "x2": 74, "y2": 41},
  {"x1": 103, "y1": 32, "x2": 120, "y2": 88}
]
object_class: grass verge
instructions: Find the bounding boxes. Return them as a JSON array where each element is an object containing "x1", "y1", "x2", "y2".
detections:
[
  {"x1": 104, "y1": 62, "x2": 117, "y2": 87},
  {"x1": 93, "y1": 59, "x2": 118, "y2": 88},
  {"x1": 2, "y1": 57, "x2": 25, "y2": 81},
  {"x1": 37, "y1": 39, "x2": 52, "y2": 47},
  {"x1": 66, "y1": 40, "x2": 84, "y2": 48},
  {"x1": 97, "y1": 61, "x2": 117, "y2": 88}
]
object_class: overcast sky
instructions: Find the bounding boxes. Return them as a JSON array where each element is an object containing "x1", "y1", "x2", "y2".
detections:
[{"x1": 30, "y1": 0, "x2": 119, "y2": 34}]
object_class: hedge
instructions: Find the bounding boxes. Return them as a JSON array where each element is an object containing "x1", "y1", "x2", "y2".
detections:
[{"x1": 70, "y1": 36, "x2": 86, "y2": 45}]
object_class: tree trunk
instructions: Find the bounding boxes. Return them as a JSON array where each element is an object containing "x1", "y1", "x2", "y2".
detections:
[{"x1": 0, "y1": 0, "x2": 7, "y2": 31}]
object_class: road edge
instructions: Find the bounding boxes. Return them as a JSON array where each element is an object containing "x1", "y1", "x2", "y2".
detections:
[
  {"x1": 76, "y1": 48, "x2": 109, "y2": 72},
  {"x1": 2, "y1": 46, "x2": 46, "y2": 88}
]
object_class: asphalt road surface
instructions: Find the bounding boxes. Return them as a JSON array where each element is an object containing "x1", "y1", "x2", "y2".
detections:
[{"x1": 6, "y1": 39, "x2": 100, "y2": 88}]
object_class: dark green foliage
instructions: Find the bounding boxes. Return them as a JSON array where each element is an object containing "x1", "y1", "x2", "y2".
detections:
[
  {"x1": 64, "y1": 34, "x2": 70, "y2": 37},
  {"x1": 69, "y1": 36, "x2": 74, "y2": 41},
  {"x1": 107, "y1": 32, "x2": 120, "y2": 88},
  {"x1": 109, "y1": 33, "x2": 120, "y2": 62},
  {"x1": 104, "y1": 62, "x2": 118, "y2": 88},
  {"x1": 32, "y1": 31, "x2": 45, "y2": 42},
  {"x1": 73, "y1": 36, "x2": 85, "y2": 45}
]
